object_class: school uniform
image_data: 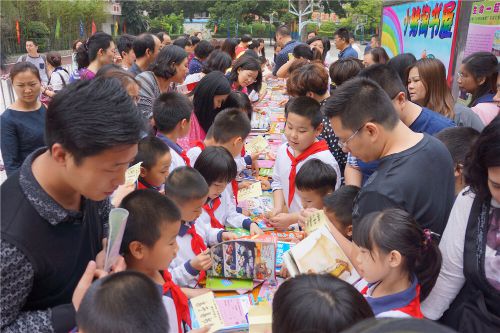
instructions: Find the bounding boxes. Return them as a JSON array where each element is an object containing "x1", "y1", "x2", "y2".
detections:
[
  {"x1": 169, "y1": 220, "x2": 223, "y2": 288},
  {"x1": 199, "y1": 187, "x2": 253, "y2": 230},
  {"x1": 157, "y1": 133, "x2": 190, "y2": 173},
  {"x1": 357, "y1": 277, "x2": 424, "y2": 318},
  {"x1": 160, "y1": 270, "x2": 191, "y2": 333},
  {"x1": 271, "y1": 141, "x2": 341, "y2": 213},
  {"x1": 136, "y1": 177, "x2": 163, "y2": 192}
]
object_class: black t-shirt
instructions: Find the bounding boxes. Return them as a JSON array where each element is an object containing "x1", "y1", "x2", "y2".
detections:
[{"x1": 352, "y1": 134, "x2": 455, "y2": 236}]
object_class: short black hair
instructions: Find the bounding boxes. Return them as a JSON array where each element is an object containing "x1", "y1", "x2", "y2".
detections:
[
  {"x1": 334, "y1": 27, "x2": 350, "y2": 42},
  {"x1": 120, "y1": 189, "x2": 181, "y2": 254},
  {"x1": 358, "y1": 64, "x2": 405, "y2": 99},
  {"x1": 292, "y1": 43, "x2": 313, "y2": 60},
  {"x1": 9, "y1": 61, "x2": 41, "y2": 82},
  {"x1": 296, "y1": 159, "x2": 337, "y2": 196},
  {"x1": 323, "y1": 77, "x2": 399, "y2": 131},
  {"x1": 240, "y1": 34, "x2": 252, "y2": 43},
  {"x1": 189, "y1": 35, "x2": 200, "y2": 46},
  {"x1": 153, "y1": 92, "x2": 193, "y2": 133},
  {"x1": 272, "y1": 274, "x2": 374, "y2": 333},
  {"x1": 133, "y1": 136, "x2": 170, "y2": 170},
  {"x1": 221, "y1": 91, "x2": 253, "y2": 120},
  {"x1": 45, "y1": 77, "x2": 144, "y2": 164},
  {"x1": 285, "y1": 96, "x2": 323, "y2": 128},
  {"x1": 202, "y1": 49, "x2": 232, "y2": 74},
  {"x1": 173, "y1": 37, "x2": 192, "y2": 49},
  {"x1": 194, "y1": 146, "x2": 237, "y2": 185},
  {"x1": 149, "y1": 45, "x2": 188, "y2": 80},
  {"x1": 194, "y1": 40, "x2": 214, "y2": 60},
  {"x1": 165, "y1": 166, "x2": 209, "y2": 201},
  {"x1": 117, "y1": 34, "x2": 135, "y2": 57},
  {"x1": 132, "y1": 33, "x2": 155, "y2": 58},
  {"x1": 276, "y1": 25, "x2": 291, "y2": 37},
  {"x1": 208, "y1": 108, "x2": 251, "y2": 144},
  {"x1": 329, "y1": 58, "x2": 364, "y2": 86},
  {"x1": 387, "y1": 53, "x2": 417, "y2": 84},
  {"x1": 341, "y1": 318, "x2": 457, "y2": 333},
  {"x1": 156, "y1": 32, "x2": 169, "y2": 42},
  {"x1": 435, "y1": 127, "x2": 480, "y2": 167},
  {"x1": 323, "y1": 185, "x2": 360, "y2": 228},
  {"x1": 76, "y1": 271, "x2": 169, "y2": 333}
]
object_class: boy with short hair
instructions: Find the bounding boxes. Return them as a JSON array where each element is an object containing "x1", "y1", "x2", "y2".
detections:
[
  {"x1": 153, "y1": 92, "x2": 193, "y2": 172},
  {"x1": 323, "y1": 185, "x2": 360, "y2": 240},
  {"x1": 296, "y1": 158, "x2": 337, "y2": 210},
  {"x1": 120, "y1": 189, "x2": 188, "y2": 333},
  {"x1": 116, "y1": 34, "x2": 136, "y2": 70},
  {"x1": 435, "y1": 127, "x2": 480, "y2": 195},
  {"x1": 270, "y1": 96, "x2": 341, "y2": 229},
  {"x1": 134, "y1": 136, "x2": 171, "y2": 191},
  {"x1": 165, "y1": 167, "x2": 236, "y2": 288},
  {"x1": 194, "y1": 146, "x2": 263, "y2": 235}
]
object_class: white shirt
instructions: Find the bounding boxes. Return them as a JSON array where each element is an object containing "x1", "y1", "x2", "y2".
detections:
[
  {"x1": 198, "y1": 187, "x2": 251, "y2": 230},
  {"x1": 187, "y1": 145, "x2": 248, "y2": 173},
  {"x1": 271, "y1": 142, "x2": 341, "y2": 213},
  {"x1": 169, "y1": 149, "x2": 187, "y2": 173},
  {"x1": 49, "y1": 69, "x2": 70, "y2": 91},
  {"x1": 421, "y1": 187, "x2": 500, "y2": 319}
]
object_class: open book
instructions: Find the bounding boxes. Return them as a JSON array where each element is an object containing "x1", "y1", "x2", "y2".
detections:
[
  {"x1": 283, "y1": 225, "x2": 360, "y2": 284},
  {"x1": 209, "y1": 235, "x2": 276, "y2": 281}
]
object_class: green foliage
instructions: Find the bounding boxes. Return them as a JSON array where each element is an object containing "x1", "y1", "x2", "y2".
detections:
[
  {"x1": 148, "y1": 12, "x2": 184, "y2": 34},
  {"x1": 121, "y1": 0, "x2": 147, "y2": 35},
  {"x1": 25, "y1": 21, "x2": 50, "y2": 51}
]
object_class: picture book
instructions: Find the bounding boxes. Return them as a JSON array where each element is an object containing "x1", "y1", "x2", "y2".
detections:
[
  {"x1": 205, "y1": 277, "x2": 254, "y2": 291},
  {"x1": 283, "y1": 225, "x2": 360, "y2": 284},
  {"x1": 104, "y1": 208, "x2": 129, "y2": 272},
  {"x1": 209, "y1": 236, "x2": 277, "y2": 281},
  {"x1": 226, "y1": 227, "x2": 251, "y2": 238},
  {"x1": 248, "y1": 301, "x2": 272, "y2": 333},
  {"x1": 276, "y1": 241, "x2": 295, "y2": 273},
  {"x1": 257, "y1": 278, "x2": 284, "y2": 304},
  {"x1": 264, "y1": 231, "x2": 305, "y2": 243},
  {"x1": 237, "y1": 182, "x2": 263, "y2": 202}
]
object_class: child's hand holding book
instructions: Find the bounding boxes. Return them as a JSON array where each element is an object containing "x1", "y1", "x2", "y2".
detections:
[{"x1": 191, "y1": 250, "x2": 212, "y2": 271}]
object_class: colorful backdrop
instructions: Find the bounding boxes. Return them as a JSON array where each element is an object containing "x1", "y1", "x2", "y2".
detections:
[{"x1": 381, "y1": 0, "x2": 462, "y2": 77}]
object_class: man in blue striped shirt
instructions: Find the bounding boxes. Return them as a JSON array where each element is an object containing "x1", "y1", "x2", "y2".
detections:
[
  {"x1": 273, "y1": 25, "x2": 301, "y2": 76},
  {"x1": 334, "y1": 28, "x2": 358, "y2": 60}
]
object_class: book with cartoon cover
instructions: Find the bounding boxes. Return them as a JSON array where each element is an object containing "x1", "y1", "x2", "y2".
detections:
[{"x1": 209, "y1": 235, "x2": 276, "y2": 281}]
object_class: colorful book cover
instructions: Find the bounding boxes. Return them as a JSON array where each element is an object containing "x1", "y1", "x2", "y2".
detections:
[
  {"x1": 276, "y1": 241, "x2": 294, "y2": 273},
  {"x1": 205, "y1": 277, "x2": 254, "y2": 291}
]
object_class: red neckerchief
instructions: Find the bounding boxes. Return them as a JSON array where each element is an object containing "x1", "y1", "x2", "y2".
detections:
[
  {"x1": 286, "y1": 140, "x2": 328, "y2": 207},
  {"x1": 194, "y1": 140, "x2": 206, "y2": 151},
  {"x1": 203, "y1": 197, "x2": 224, "y2": 229},
  {"x1": 185, "y1": 223, "x2": 208, "y2": 282},
  {"x1": 179, "y1": 150, "x2": 191, "y2": 166},
  {"x1": 162, "y1": 270, "x2": 191, "y2": 331}
]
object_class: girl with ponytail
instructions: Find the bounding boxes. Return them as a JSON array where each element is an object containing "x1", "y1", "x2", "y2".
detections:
[
  {"x1": 351, "y1": 208, "x2": 442, "y2": 318},
  {"x1": 71, "y1": 32, "x2": 115, "y2": 82}
]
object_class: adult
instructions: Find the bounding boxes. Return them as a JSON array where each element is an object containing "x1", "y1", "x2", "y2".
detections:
[
  {"x1": 458, "y1": 52, "x2": 498, "y2": 125},
  {"x1": 276, "y1": 44, "x2": 318, "y2": 79},
  {"x1": 156, "y1": 32, "x2": 172, "y2": 47},
  {"x1": 16, "y1": 39, "x2": 48, "y2": 84},
  {"x1": 72, "y1": 32, "x2": 115, "y2": 81},
  {"x1": 325, "y1": 77, "x2": 455, "y2": 236},
  {"x1": 228, "y1": 55, "x2": 262, "y2": 97},
  {"x1": 407, "y1": 58, "x2": 484, "y2": 131},
  {"x1": 71, "y1": 39, "x2": 84, "y2": 73},
  {"x1": 329, "y1": 58, "x2": 364, "y2": 87},
  {"x1": 422, "y1": 116, "x2": 500, "y2": 332},
  {"x1": 364, "y1": 34, "x2": 380, "y2": 54},
  {"x1": 254, "y1": 38, "x2": 266, "y2": 58},
  {"x1": 221, "y1": 38, "x2": 238, "y2": 60},
  {"x1": 1, "y1": 62, "x2": 46, "y2": 176},
  {"x1": 307, "y1": 30, "x2": 317, "y2": 40},
  {"x1": 96, "y1": 64, "x2": 141, "y2": 105},
  {"x1": 235, "y1": 34, "x2": 252, "y2": 57},
  {"x1": 136, "y1": 45, "x2": 188, "y2": 120},
  {"x1": 116, "y1": 34, "x2": 136, "y2": 70},
  {"x1": 40, "y1": 51, "x2": 70, "y2": 102},
  {"x1": 387, "y1": 53, "x2": 417, "y2": 87},
  {"x1": 173, "y1": 37, "x2": 193, "y2": 54},
  {"x1": 349, "y1": 33, "x2": 363, "y2": 59},
  {"x1": 334, "y1": 28, "x2": 358, "y2": 60},
  {"x1": 0, "y1": 77, "x2": 143, "y2": 332},
  {"x1": 189, "y1": 40, "x2": 214, "y2": 75},
  {"x1": 273, "y1": 24, "x2": 301, "y2": 76},
  {"x1": 345, "y1": 64, "x2": 455, "y2": 186},
  {"x1": 307, "y1": 36, "x2": 328, "y2": 62},
  {"x1": 286, "y1": 62, "x2": 347, "y2": 176},
  {"x1": 129, "y1": 33, "x2": 161, "y2": 76},
  {"x1": 183, "y1": 49, "x2": 232, "y2": 89},
  {"x1": 363, "y1": 47, "x2": 389, "y2": 67}
]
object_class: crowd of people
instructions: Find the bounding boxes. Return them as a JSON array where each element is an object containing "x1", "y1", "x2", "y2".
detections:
[{"x1": 1, "y1": 23, "x2": 499, "y2": 333}]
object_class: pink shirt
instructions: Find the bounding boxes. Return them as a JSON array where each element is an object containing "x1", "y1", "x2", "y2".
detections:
[
  {"x1": 177, "y1": 113, "x2": 206, "y2": 151},
  {"x1": 471, "y1": 102, "x2": 499, "y2": 126}
]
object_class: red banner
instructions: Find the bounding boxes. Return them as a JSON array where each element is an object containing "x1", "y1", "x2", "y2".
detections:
[
  {"x1": 91, "y1": 20, "x2": 97, "y2": 35},
  {"x1": 16, "y1": 20, "x2": 20, "y2": 45}
]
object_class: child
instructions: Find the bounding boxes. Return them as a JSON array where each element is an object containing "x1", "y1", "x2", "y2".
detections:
[
  {"x1": 323, "y1": 185, "x2": 360, "y2": 240},
  {"x1": 165, "y1": 167, "x2": 237, "y2": 288},
  {"x1": 296, "y1": 158, "x2": 338, "y2": 209},
  {"x1": 194, "y1": 146, "x2": 263, "y2": 235},
  {"x1": 352, "y1": 209, "x2": 442, "y2": 318},
  {"x1": 270, "y1": 96, "x2": 341, "y2": 229},
  {"x1": 134, "y1": 136, "x2": 172, "y2": 191},
  {"x1": 435, "y1": 127, "x2": 480, "y2": 196},
  {"x1": 153, "y1": 92, "x2": 193, "y2": 172},
  {"x1": 272, "y1": 274, "x2": 374, "y2": 333},
  {"x1": 120, "y1": 189, "x2": 188, "y2": 333},
  {"x1": 76, "y1": 271, "x2": 170, "y2": 333}
]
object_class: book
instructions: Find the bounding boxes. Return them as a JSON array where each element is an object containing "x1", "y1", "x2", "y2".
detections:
[
  {"x1": 124, "y1": 162, "x2": 142, "y2": 186},
  {"x1": 190, "y1": 294, "x2": 254, "y2": 332},
  {"x1": 304, "y1": 209, "x2": 329, "y2": 234},
  {"x1": 283, "y1": 225, "x2": 360, "y2": 284},
  {"x1": 104, "y1": 208, "x2": 129, "y2": 272},
  {"x1": 205, "y1": 277, "x2": 254, "y2": 292},
  {"x1": 209, "y1": 236, "x2": 277, "y2": 281},
  {"x1": 264, "y1": 231, "x2": 305, "y2": 243},
  {"x1": 189, "y1": 292, "x2": 224, "y2": 333},
  {"x1": 275, "y1": 241, "x2": 295, "y2": 273},
  {"x1": 248, "y1": 301, "x2": 272, "y2": 333},
  {"x1": 237, "y1": 182, "x2": 263, "y2": 202},
  {"x1": 245, "y1": 135, "x2": 269, "y2": 155},
  {"x1": 226, "y1": 227, "x2": 251, "y2": 238}
]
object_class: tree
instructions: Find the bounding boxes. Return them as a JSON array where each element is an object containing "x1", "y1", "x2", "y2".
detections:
[{"x1": 121, "y1": 0, "x2": 147, "y2": 35}]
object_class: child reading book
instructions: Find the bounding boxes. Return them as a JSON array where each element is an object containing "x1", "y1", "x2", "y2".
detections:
[
  {"x1": 153, "y1": 92, "x2": 193, "y2": 172},
  {"x1": 323, "y1": 185, "x2": 360, "y2": 240},
  {"x1": 270, "y1": 96, "x2": 341, "y2": 229},
  {"x1": 352, "y1": 209, "x2": 442, "y2": 318},
  {"x1": 272, "y1": 274, "x2": 374, "y2": 333},
  {"x1": 134, "y1": 136, "x2": 171, "y2": 191},
  {"x1": 296, "y1": 158, "x2": 338, "y2": 209},
  {"x1": 120, "y1": 189, "x2": 190, "y2": 333},
  {"x1": 76, "y1": 271, "x2": 170, "y2": 333},
  {"x1": 165, "y1": 167, "x2": 237, "y2": 288},
  {"x1": 193, "y1": 146, "x2": 263, "y2": 235}
]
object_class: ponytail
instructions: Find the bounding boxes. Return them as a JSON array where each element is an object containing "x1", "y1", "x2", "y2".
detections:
[
  {"x1": 76, "y1": 32, "x2": 113, "y2": 70},
  {"x1": 352, "y1": 209, "x2": 442, "y2": 302}
]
